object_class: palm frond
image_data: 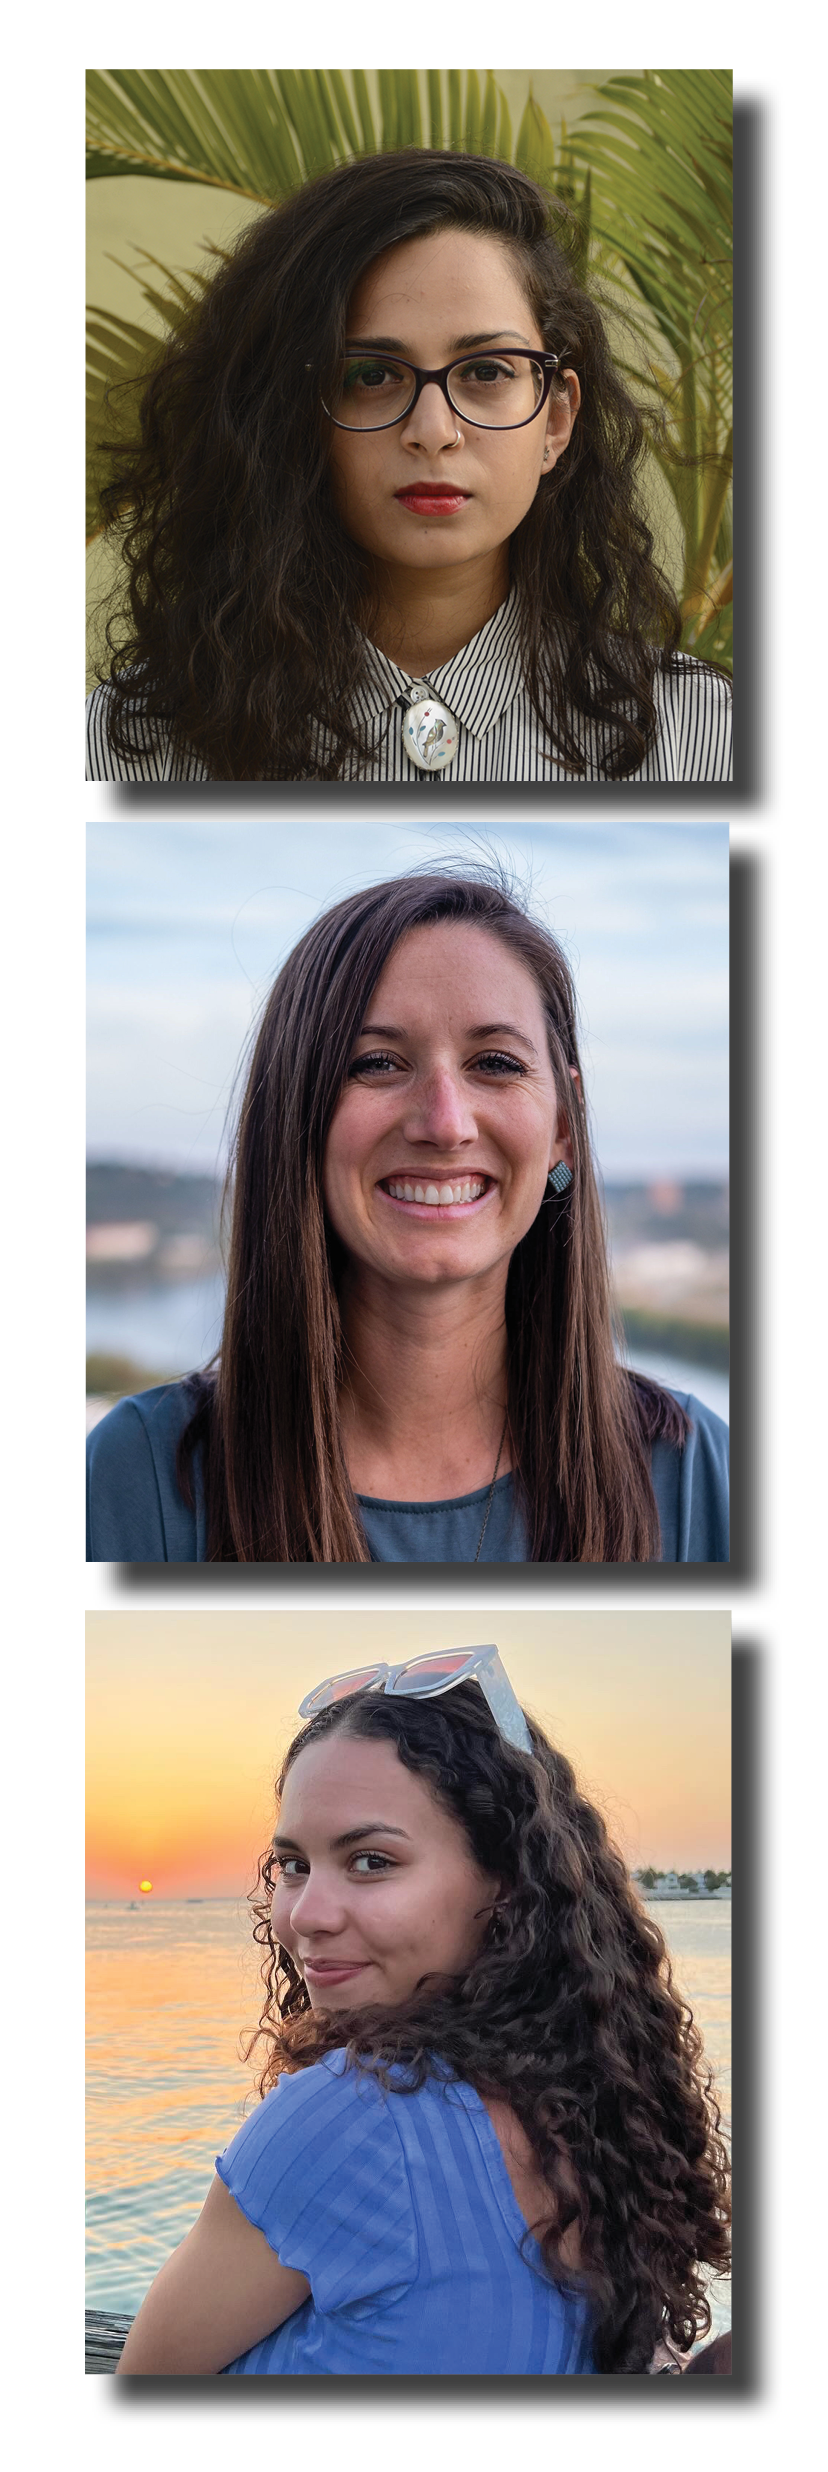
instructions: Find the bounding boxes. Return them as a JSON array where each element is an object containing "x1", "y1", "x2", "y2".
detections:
[
  {"x1": 86, "y1": 307, "x2": 162, "y2": 539},
  {"x1": 569, "y1": 70, "x2": 732, "y2": 644},
  {"x1": 86, "y1": 255, "x2": 208, "y2": 539}
]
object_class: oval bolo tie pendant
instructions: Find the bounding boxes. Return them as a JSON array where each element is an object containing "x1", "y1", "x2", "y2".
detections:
[{"x1": 403, "y1": 688, "x2": 460, "y2": 772}]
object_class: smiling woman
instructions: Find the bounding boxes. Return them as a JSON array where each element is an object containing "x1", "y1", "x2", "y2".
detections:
[
  {"x1": 115, "y1": 1656, "x2": 731, "y2": 2376},
  {"x1": 85, "y1": 869, "x2": 729, "y2": 1564},
  {"x1": 86, "y1": 150, "x2": 731, "y2": 782}
]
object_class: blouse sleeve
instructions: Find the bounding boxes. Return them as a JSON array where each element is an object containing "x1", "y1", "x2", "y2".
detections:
[
  {"x1": 86, "y1": 1399, "x2": 168, "y2": 1561},
  {"x1": 651, "y1": 657, "x2": 731, "y2": 783},
  {"x1": 652, "y1": 1393, "x2": 730, "y2": 1563},
  {"x1": 86, "y1": 1385, "x2": 199, "y2": 1562},
  {"x1": 680, "y1": 663, "x2": 732, "y2": 782},
  {"x1": 216, "y1": 2057, "x2": 418, "y2": 2315}
]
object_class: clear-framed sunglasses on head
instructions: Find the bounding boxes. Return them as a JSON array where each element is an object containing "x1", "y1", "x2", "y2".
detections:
[
  {"x1": 299, "y1": 1643, "x2": 532, "y2": 1754},
  {"x1": 323, "y1": 349, "x2": 569, "y2": 432}
]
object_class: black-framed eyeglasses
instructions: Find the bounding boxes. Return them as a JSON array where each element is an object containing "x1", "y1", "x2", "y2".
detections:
[{"x1": 322, "y1": 348, "x2": 568, "y2": 433}]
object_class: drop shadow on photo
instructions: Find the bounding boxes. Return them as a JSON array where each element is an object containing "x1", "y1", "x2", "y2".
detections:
[{"x1": 118, "y1": 1556, "x2": 730, "y2": 1600}]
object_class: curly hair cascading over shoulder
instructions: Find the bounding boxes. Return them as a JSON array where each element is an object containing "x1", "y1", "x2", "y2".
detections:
[
  {"x1": 246, "y1": 1683, "x2": 731, "y2": 2375},
  {"x1": 176, "y1": 869, "x2": 689, "y2": 1563},
  {"x1": 96, "y1": 148, "x2": 685, "y2": 781}
]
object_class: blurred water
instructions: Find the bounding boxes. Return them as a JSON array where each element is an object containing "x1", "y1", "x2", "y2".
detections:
[
  {"x1": 86, "y1": 1274, "x2": 226, "y2": 1374},
  {"x1": 86, "y1": 1897, "x2": 731, "y2": 2342}
]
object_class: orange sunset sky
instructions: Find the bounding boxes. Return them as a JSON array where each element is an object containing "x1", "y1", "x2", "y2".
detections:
[{"x1": 86, "y1": 1612, "x2": 730, "y2": 1899}]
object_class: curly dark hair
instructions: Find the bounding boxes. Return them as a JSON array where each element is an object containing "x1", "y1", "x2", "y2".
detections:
[
  {"x1": 247, "y1": 1681, "x2": 731, "y2": 2374},
  {"x1": 96, "y1": 147, "x2": 691, "y2": 781},
  {"x1": 178, "y1": 867, "x2": 689, "y2": 1562}
]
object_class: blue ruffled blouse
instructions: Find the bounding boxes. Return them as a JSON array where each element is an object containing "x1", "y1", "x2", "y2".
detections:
[{"x1": 216, "y1": 2053, "x2": 594, "y2": 2376}]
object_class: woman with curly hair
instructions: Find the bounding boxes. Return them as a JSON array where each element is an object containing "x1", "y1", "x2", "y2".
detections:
[
  {"x1": 117, "y1": 1649, "x2": 731, "y2": 2376},
  {"x1": 87, "y1": 149, "x2": 731, "y2": 783},
  {"x1": 85, "y1": 870, "x2": 729, "y2": 1564}
]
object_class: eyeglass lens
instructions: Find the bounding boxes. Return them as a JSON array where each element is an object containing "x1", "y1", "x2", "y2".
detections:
[{"x1": 333, "y1": 353, "x2": 545, "y2": 429}]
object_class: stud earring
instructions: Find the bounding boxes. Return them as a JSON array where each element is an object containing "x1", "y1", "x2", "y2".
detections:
[{"x1": 546, "y1": 1161, "x2": 573, "y2": 1196}]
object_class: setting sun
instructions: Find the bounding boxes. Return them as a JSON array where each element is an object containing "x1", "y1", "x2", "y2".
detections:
[{"x1": 138, "y1": 1880, "x2": 153, "y2": 1895}]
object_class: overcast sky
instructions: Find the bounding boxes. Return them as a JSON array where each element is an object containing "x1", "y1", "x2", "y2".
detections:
[{"x1": 87, "y1": 819, "x2": 728, "y2": 1181}]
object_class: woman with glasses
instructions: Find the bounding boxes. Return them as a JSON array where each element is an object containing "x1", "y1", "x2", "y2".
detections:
[
  {"x1": 86, "y1": 869, "x2": 729, "y2": 1564},
  {"x1": 116, "y1": 1648, "x2": 731, "y2": 2375},
  {"x1": 87, "y1": 150, "x2": 731, "y2": 782}
]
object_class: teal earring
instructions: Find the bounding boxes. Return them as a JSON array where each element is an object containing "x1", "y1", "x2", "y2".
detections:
[{"x1": 546, "y1": 1162, "x2": 573, "y2": 1197}]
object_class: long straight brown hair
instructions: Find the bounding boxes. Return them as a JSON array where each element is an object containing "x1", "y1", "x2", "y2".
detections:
[{"x1": 179, "y1": 871, "x2": 688, "y2": 1559}]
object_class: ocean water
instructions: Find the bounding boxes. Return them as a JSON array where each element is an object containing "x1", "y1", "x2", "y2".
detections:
[{"x1": 86, "y1": 1896, "x2": 731, "y2": 2343}]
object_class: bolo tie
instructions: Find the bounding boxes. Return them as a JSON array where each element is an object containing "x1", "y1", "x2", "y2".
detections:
[{"x1": 399, "y1": 679, "x2": 461, "y2": 773}]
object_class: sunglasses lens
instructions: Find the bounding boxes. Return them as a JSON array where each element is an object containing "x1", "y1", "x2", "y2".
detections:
[
  {"x1": 388, "y1": 1652, "x2": 473, "y2": 1693},
  {"x1": 303, "y1": 1665, "x2": 384, "y2": 1713},
  {"x1": 327, "y1": 1665, "x2": 385, "y2": 1700}
]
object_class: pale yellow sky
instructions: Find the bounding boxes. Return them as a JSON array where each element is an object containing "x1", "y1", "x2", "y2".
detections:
[{"x1": 87, "y1": 1611, "x2": 730, "y2": 1895}]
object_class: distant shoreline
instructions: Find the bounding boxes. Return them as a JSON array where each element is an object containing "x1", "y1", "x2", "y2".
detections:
[
  {"x1": 86, "y1": 1889, "x2": 732, "y2": 1908},
  {"x1": 643, "y1": 1888, "x2": 731, "y2": 1902}
]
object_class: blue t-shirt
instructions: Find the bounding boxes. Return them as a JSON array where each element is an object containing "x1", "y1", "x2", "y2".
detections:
[
  {"x1": 216, "y1": 2052, "x2": 594, "y2": 2376},
  {"x1": 86, "y1": 1379, "x2": 728, "y2": 1564}
]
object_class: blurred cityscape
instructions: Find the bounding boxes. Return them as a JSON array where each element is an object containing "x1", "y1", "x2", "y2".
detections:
[{"x1": 86, "y1": 1160, "x2": 729, "y2": 1422}]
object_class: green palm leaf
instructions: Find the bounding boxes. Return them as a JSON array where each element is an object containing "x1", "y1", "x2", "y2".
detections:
[
  {"x1": 86, "y1": 254, "x2": 210, "y2": 539},
  {"x1": 86, "y1": 67, "x2": 513, "y2": 196},
  {"x1": 87, "y1": 308, "x2": 161, "y2": 540},
  {"x1": 568, "y1": 70, "x2": 732, "y2": 643},
  {"x1": 481, "y1": 72, "x2": 498, "y2": 158},
  {"x1": 464, "y1": 70, "x2": 482, "y2": 155},
  {"x1": 88, "y1": 68, "x2": 305, "y2": 195},
  {"x1": 515, "y1": 91, "x2": 557, "y2": 192}
]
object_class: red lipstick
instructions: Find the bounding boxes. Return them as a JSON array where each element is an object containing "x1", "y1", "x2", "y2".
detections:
[{"x1": 395, "y1": 484, "x2": 470, "y2": 517}]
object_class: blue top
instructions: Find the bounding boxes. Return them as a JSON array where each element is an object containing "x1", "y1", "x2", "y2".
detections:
[
  {"x1": 86, "y1": 1379, "x2": 728, "y2": 1564},
  {"x1": 216, "y1": 2052, "x2": 594, "y2": 2376}
]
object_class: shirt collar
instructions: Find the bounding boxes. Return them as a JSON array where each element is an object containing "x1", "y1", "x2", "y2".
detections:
[{"x1": 355, "y1": 589, "x2": 525, "y2": 740}]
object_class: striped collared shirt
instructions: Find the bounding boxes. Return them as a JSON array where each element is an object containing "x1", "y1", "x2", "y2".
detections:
[{"x1": 86, "y1": 591, "x2": 732, "y2": 782}]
